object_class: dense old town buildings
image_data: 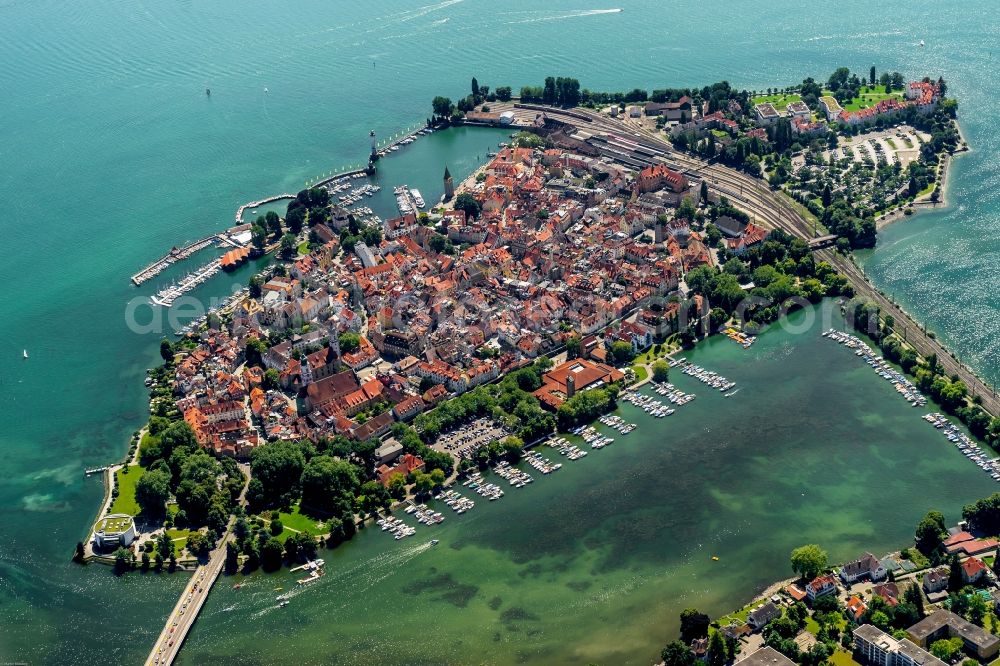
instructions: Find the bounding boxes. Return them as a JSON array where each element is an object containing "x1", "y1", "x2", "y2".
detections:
[{"x1": 171, "y1": 143, "x2": 741, "y2": 459}]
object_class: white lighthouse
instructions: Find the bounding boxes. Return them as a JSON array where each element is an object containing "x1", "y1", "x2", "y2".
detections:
[{"x1": 370, "y1": 130, "x2": 377, "y2": 159}]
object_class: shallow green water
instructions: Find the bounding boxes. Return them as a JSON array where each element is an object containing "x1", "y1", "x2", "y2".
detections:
[
  {"x1": 178, "y1": 304, "x2": 995, "y2": 665},
  {"x1": 2, "y1": 0, "x2": 999, "y2": 662}
]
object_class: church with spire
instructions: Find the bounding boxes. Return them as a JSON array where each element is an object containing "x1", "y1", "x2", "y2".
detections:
[{"x1": 443, "y1": 165, "x2": 454, "y2": 201}]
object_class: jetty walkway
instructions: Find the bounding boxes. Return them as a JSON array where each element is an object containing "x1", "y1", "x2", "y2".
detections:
[
  {"x1": 234, "y1": 193, "x2": 295, "y2": 225},
  {"x1": 371, "y1": 124, "x2": 430, "y2": 160},
  {"x1": 145, "y1": 466, "x2": 248, "y2": 666},
  {"x1": 131, "y1": 236, "x2": 219, "y2": 286}
]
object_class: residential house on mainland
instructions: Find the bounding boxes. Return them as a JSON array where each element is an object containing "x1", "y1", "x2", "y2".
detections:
[
  {"x1": 374, "y1": 439, "x2": 403, "y2": 465},
  {"x1": 846, "y1": 595, "x2": 868, "y2": 622},
  {"x1": 961, "y1": 556, "x2": 987, "y2": 585},
  {"x1": 921, "y1": 568, "x2": 948, "y2": 594},
  {"x1": 840, "y1": 552, "x2": 887, "y2": 585},
  {"x1": 690, "y1": 637, "x2": 708, "y2": 661},
  {"x1": 806, "y1": 574, "x2": 838, "y2": 602},
  {"x1": 753, "y1": 103, "x2": 780, "y2": 125},
  {"x1": 644, "y1": 96, "x2": 693, "y2": 122},
  {"x1": 943, "y1": 531, "x2": 1000, "y2": 557},
  {"x1": 725, "y1": 223, "x2": 769, "y2": 256},
  {"x1": 746, "y1": 601, "x2": 781, "y2": 631},
  {"x1": 872, "y1": 582, "x2": 900, "y2": 607},
  {"x1": 819, "y1": 96, "x2": 843, "y2": 122},
  {"x1": 785, "y1": 100, "x2": 810, "y2": 119}
]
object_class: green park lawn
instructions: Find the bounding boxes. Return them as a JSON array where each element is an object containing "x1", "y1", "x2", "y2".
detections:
[
  {"x1": 751, "y1": 93, "x2": 802, "y2": 111},
  {"x1": 825, "y1": 85, "x2": 904, "y2": 112},
  {"x1": 631, "y1": 364, "x2": 648, "y2": 383},
  {"x1": 277, "y1": 504, "x2": 327, "y2": 535},
  {"x1": 166, "y1": 528, "x2": 193, "y2": 553},
  {"x1": 138, "y1": 431, "x2": 160, "y2": 461},
  {"x1": 257, "y1": 503, "x2": 327, "y2": 541},
  {"x1": 109, "y1": 464, "x2": 146, "y2": 516}
]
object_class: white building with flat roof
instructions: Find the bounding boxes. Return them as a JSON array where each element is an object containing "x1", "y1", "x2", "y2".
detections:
[{"x1": 92, "y1": 514, "x2": 137, "y2": 550}]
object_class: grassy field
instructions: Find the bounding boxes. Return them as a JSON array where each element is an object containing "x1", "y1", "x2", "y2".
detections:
[
  {"x1": 716, "y1": 600, "x2": 757, "y2": 626},
  {"x1": 275, "y1": 503, "x2": 327, "y2": 535},
  {"x1": 631, "y1": 364, "x2": 648, "y2": 383},
  {"x1": 138, "y1": 431, "x2": 160, "y2": 461},
  {"x1": 901, "y1": 548, "x2": 930, "y2": 568},
  {"x1": 165, "y1": 528, "x2": 193, "y2": 553},
  {"x1": 109, "y1": 464, "x2": 146, "y2": 516},
  {"x1": 830, "y1": 649, "x2": 862, "y2": 666},
  {"x1": 752, "y1": 93, "x2": 802, "y2": 111},
  {"x1": 825, "y1": 85, "x2": 904, "y2": 112}
]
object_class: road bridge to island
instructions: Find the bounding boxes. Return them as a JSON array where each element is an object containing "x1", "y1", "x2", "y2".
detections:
[{"x1": 145, "y1": 466, "x2": 248, "y2": 665}]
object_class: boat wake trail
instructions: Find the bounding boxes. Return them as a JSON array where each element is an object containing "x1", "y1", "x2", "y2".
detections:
[
  {"x1": 505, "y1": 8, "x2": 623, "y2": 24},
  {"x1": 397, "y1": 0, "x2": 464, "y2": 22},
  {"x1": 805, "y1": 29, "x2": 903, "y2": 42}
]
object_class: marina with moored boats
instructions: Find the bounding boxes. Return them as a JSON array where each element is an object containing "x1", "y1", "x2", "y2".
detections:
[{"x1": 823, "y1": 329, "x2": 927, "y2": 407}]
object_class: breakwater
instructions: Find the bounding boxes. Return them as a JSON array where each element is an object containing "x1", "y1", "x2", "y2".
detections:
[
  {"x1": 134, "y1": 124, "x2": 435, "y2": 289},
  {"x1": 234, "y1": 194, "x2": 294, "y2": 224},
  {"x1": 131, "y1": 236, "x2": 219, "y2": 286}
]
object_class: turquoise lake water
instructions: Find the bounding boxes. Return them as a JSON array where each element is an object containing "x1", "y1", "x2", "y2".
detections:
[{"x1": 2, "y1": 0, "x2": 998, "y2": 662}]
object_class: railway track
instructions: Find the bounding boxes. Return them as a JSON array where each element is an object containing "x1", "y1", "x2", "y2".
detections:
[{"x1": 524, "y1": 105, "x2": 999, "y2": 413}]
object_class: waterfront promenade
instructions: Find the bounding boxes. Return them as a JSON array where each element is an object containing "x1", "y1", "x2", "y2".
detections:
[{"x1": 518, "y1": 103, "x2": 998, "y2": 417}]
